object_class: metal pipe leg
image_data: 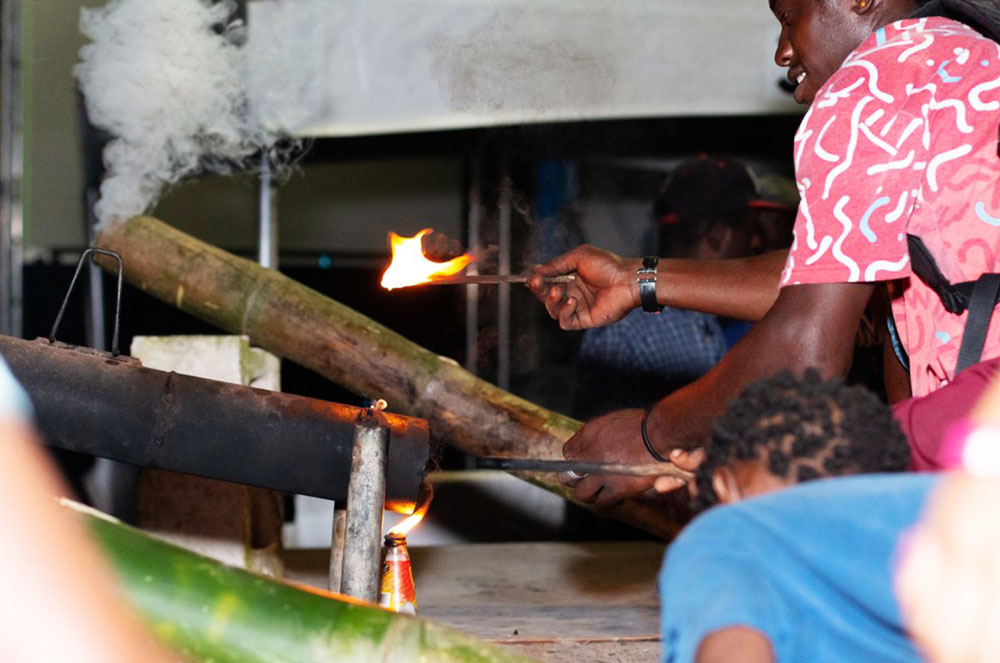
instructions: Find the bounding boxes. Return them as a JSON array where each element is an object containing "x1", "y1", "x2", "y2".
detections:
[
  {"x1": 328, "y1": 507, "x2": 346, "y2": 593},
  {"x1": 339, "y1": 410, "x2": 389, "y2": 602}
]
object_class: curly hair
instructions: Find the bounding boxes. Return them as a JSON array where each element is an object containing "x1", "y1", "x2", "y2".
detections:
[{"x1": 694, "y1": 369, "x2": 910, "y2": 510}]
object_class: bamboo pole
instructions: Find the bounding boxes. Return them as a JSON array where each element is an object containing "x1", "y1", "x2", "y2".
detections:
[
  {"x1": 95, "y1": 216, "x2": 685, "y2": 540},
  {"x1": 68, "y1": 501, "x2": 534, "y2": 663}
]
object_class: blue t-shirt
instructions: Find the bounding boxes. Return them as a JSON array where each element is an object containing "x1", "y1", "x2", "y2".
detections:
[{"x1": 659, "y1": 474, "x2": 940, "y2": 662}]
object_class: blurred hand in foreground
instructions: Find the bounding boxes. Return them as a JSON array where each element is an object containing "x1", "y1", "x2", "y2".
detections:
[
  {"x1": 896, "y1": 474, "x2": 1000, "y2": 663},
  {"x1": 0, "y1": 358, "x2": 173, "y2": 663}
]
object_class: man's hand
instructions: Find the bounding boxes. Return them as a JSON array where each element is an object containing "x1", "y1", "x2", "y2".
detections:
[
  {"x1": 560, "y1": 409, "x2": 663, "y2": 506},
  {"x1": 528, "y1": 245, "x2": 640, "y2": 330}
]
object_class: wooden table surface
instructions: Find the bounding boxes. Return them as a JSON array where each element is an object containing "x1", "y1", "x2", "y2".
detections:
[{"x1": 285, "y1": 540, "x2": 666, "y2": 663}]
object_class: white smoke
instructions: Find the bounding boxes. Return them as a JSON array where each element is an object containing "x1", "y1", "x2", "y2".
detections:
[{"x1": 74, "y1": 0, "x2": 289, "y2": 228}]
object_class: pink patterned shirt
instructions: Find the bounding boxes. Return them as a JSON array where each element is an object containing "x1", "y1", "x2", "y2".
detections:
[{"x1": 782, "y1": 16, "x2": 1000, "y2": 397}]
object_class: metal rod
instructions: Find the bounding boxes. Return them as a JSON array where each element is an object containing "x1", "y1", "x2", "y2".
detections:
[
  {"x1": 476, "y1": 457, "x2": 694, "y2": 481},
  {"x1": 258, "y1": 154, "x2": 278, "y2": 269},
  {"x1": 340, "y1": 409, "x2": 390, "y2": 602},
  {"x1": 497, "y1": 176, "x2": 512, "y2": 391},
  {"x1": 420, "y1": 273, "x2": 575, "y2": 286},
  {"x1": 1, "y1": 0, "x2": 24, "y2": 337},
  {"x1": 464, "y1": 150, "x2": 481, "y2": 375},
  {"x1": 49, "y1": 248, "x2": 124, "y2": 356},
  {"x1": 85, "y1": 192, "x2": 107, "y2": 352}
]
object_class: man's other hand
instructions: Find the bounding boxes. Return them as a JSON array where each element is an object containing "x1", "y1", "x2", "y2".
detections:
[
  {"x1": 560, "y1": 408, "x2": 660, "y2": 506},
  {"x1": 528, "y1": 245, "x2": 640, "y2": 330},
  {"x1": 653, "y1": 448, "x2": 706, "y2": 495}
]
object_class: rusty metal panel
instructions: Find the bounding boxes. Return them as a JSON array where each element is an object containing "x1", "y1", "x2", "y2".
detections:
[{"x1": 0, "y1": 335, "x2": 429, "y2": 505}]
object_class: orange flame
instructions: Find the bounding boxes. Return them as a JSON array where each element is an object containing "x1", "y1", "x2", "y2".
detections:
[
  {"x1": 380, "y1": 229, "x2": 474, "y2": 290},
  {"x1": 388, "y1": 508, "x2": 426, "y2": 537},
  {"x1": 388, "y1": 481, "x2": 433, "y2": 537}
]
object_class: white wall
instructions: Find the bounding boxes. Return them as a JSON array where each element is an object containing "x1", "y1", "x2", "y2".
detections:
[
  {"x1": 22, "y1": 0, "x2": 794, "y2": 253},
  {"x1": 249, "y1": 0, "x2": 800, "y2": 137}
]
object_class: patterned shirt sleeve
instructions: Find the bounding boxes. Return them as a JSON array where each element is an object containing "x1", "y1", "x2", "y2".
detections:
[{"x1": 782, "y1": 27, "x2": 931, "y2": 286}]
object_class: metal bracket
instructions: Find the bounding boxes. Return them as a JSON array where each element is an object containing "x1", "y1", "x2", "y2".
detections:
[{"x1": 49, "y1": 248, "x2": 124, "y2": 356}]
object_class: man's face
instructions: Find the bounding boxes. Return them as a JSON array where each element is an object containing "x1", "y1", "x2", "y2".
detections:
[{"x1": 769, "y1": 0, "x2": 873, "y2": 104}]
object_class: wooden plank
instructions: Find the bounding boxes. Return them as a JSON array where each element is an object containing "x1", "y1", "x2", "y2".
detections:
[
  {"x1": 502, "y1": 639, "x2": 660, "y2": 663},
  {"x1": 409, "y1": 541, "x2": 662, "y2": 607},
  {"x1": 417, "y1": 605, "x2": 660, "y2": 639},
  {"x1": 285, "y1": 541, "x2": 665, "y2": 662}
]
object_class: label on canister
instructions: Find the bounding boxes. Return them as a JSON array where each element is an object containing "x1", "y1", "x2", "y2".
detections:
[{"x1": 378, "y1": 543, "x2": 418, "y2": 615}]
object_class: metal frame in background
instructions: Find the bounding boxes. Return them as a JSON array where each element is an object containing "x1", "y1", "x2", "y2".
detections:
[{"x1": 1, "y1": 0, "x2": 24, "y2": 338}]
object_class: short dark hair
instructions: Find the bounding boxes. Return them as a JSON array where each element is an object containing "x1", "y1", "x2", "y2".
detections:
[{"x1": 694, "y1": 369, "x2": 910, "y2": 509}]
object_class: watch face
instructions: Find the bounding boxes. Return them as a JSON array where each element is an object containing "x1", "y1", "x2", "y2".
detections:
[{"x1": 642, "y1": 256, "x2": 659, "y2": 270}]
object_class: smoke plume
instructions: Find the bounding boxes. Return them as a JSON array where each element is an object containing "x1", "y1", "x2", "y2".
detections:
[{"x1": 74, "y1": 0, "x2": 290, "y2": 228}]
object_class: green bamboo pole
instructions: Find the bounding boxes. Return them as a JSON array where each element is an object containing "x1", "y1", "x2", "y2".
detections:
[
  {"x1": 71, "y1": 501, "x2": 534, "y2": 663},
  {"x1": 95, "y1": 216, "x2": 684, "y2": 540}
]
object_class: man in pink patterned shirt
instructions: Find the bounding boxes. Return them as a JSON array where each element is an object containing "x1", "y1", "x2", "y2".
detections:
[
  {"x1": 527, "y1": 0, "x2": 1000, "y2": 510},
  {"x1": 783, "y1": 11, "x2": 1000, "y2": 397}
]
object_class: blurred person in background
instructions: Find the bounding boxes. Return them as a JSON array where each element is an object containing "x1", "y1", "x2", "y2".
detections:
[
  {"x1": 0, "y1": 355, "x2": 171, "y2": 663},
  {"x1": 572, "y1": 155, "x2": 793, "y2": 419}
]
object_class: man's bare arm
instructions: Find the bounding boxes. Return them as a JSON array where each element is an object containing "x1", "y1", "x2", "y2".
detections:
[
  {"x1": 657, "y1": 249, "x2": 788, "y2": 322},
  {"x1": 563, "y1": 281, "x2": 873, "y2": 505},
  {"x1": 646, "y1": 280, "x2": 873, "y2": 453},
  {"x1": 529, "y1": 247, "x2": 788, "y2": 330}
]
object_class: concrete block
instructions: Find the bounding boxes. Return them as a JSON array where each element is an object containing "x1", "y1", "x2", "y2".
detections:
[{"x1": 130, "y1": 335, "x2": 283, "y2": 576}]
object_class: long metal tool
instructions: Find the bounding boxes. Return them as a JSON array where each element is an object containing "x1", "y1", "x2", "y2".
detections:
[
  {"x1": 476, "y1": 457, "x2": 693, "y2": 481},
  {"x1": 416, "y1": 273, "x2": 575, "y2": 286}
]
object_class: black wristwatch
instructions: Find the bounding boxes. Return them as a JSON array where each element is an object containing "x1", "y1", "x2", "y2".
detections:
[{"x1": 637, "y1": 256, "x2": 664, "y2": 314}]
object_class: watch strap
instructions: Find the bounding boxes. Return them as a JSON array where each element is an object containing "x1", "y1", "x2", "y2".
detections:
[{"x1": 637, "y1": 256, "x2": 664, "y2": 314}]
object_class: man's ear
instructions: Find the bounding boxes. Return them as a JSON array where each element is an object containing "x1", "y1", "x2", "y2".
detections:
[
  {"x1": 712, "y1": 466, "x2": 742, "y2": 504},
  {"x1": 853, "y1": 0, "x2": 874, "y2": 16}
]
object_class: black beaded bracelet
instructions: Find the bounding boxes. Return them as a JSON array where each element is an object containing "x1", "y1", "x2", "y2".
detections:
[{"x1": 641, "y1": 404, "x2": 671, "y2": 463}]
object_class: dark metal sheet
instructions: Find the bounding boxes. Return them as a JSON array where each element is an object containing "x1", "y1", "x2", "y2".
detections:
[{"x1": 0, "y1": 336, "x2": 429, "y2": 505}]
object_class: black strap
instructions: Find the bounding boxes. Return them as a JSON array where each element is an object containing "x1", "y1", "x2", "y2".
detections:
[
  {"x1": 906, "y1": 234, "x2": 1000, "y2": 374},
  {"x1": 956, "y1": 274, "x2": 1000, "y2": 373},
  {"x1": 886, "y1": 312, "x2": 910, "y2": 373},
  {"x1": 907, "y1": 234, "x2": 971, "y2": 314}
]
